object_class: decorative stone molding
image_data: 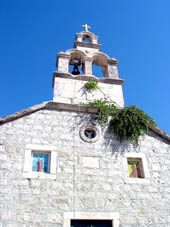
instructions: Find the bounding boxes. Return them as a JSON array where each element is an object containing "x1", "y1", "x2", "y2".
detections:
[{"x1": 52, "y1": 72, "x2": 124, "y2": 86}]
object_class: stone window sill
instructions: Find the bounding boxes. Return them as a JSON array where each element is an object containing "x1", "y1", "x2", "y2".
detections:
[
  {"x1": 23, "y1": 171, "x2": 56, "y2": 180},
  {"x1": 125, "y1": 177, "x2": 150, "y2": 184}
]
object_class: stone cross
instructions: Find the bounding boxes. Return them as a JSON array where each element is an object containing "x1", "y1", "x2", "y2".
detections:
[{"x1": 82, "y1": 24, "x2": 91, "y2": 32}]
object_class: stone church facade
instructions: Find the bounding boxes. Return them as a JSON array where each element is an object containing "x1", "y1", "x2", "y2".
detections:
[{"x1": 0, "y1": 26, "x2": 170, "y2": 227}]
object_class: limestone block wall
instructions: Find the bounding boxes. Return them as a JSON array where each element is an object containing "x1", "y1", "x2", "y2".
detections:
[
  {"x1": 0, "y1": 108, "x2": 170, "y2": 227},
  {"x1": 53, "y1": 77, "x2": 124, "y2": 107}
]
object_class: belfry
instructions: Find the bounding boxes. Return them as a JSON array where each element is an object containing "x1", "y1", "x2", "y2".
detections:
[{"x1": 53, "y1": 25, "x2": 124, "y2": 107}]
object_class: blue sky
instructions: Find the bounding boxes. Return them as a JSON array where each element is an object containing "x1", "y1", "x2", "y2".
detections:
[{"x1": 0, "y1": 0, "x2": 170, "y2": 134}]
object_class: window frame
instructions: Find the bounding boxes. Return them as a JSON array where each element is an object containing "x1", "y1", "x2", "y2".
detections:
[
  {"x1": 23, "y1": 144, "x2": 58, "y2": 179},
  {"x1": 31, "y1": 150, "x2": 51, "y2": 173},
  {"x1": 127, "y1": 157, "x2": 144, "y2": 178},
  {"x1": 79, "y1": 124, "x2": 100, "y2": 143},
  {"x1": 63, "y1": 212, "x2": 120, "y2": 227},
  {"x1": 123, "y1": 152, "x2": 150, "y2": 184}
]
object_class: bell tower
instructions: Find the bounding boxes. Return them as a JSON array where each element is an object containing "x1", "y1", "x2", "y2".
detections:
[{"x1": 52, "y1": 25, "x2": 124, "y2": 107}]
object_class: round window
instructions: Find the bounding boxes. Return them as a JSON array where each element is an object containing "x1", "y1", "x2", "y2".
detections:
[
  {"x1": 80, "y1": 125, "x2": 100, "y2": 143},
  {"x1": 84, "y1": 128, "x2": 96, "y2": 139}
]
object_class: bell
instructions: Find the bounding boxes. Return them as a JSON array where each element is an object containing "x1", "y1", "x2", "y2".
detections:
[{"x1": 72, "y1": 64, "x2": 80, "y2": 75}]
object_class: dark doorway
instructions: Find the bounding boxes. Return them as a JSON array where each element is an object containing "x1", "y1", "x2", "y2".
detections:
[{"x1": 71, "y1": 220, "x2": 112, "y2": 227}]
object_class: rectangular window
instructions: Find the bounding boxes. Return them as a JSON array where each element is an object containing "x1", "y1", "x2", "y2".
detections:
[
  {"x1": 32, "y1": 152, "x2": 50, "y2": 173},
  {"x1": 127, "y1": 158, "x2": 144, "y2": 178},
  {"x1": 23, "y1": 144, "x2": 57, "y2": 179},
  {"x1": 124, "y1": 153, "x2": 150, "y2": 184}
]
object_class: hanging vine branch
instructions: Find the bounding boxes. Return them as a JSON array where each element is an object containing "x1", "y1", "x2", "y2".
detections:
[
  {"x1": 83, "y1": 99, "x2": 156, "y2": 144},
  {"x1": 109, "y1": 105, "x2": 156, "y2": 144}
]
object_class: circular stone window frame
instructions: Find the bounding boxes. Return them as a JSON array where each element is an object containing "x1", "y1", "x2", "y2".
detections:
[{"x1": 79, "y1": 124, "x2": 100, "y2": 143}]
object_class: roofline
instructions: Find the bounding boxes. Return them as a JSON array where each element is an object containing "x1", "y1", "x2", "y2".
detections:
[
  {"x1": 0, "y1": 102, "x2": 49, "y2": 126},
  {"x1": 0, "y1": 101, "x2": 98, "y2": 126},
  {"x1": 148, "y1": 125, "x2": 170, "y2": 142},
  {"x1": 0, "y1": 101, "x2": 169, "y2": 143}
]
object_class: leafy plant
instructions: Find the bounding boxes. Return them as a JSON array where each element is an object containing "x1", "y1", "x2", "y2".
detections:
[
  {"x1": 84, "y1": 80, "x2": 98, "y2": 91},
  {"x1": 82, "y1": 100, "x2": 156, "y2": 144},
  {"x1": 109, "y1": 106, "x2": 156, "y2": 144},
  {"x1": 83, "y1": 99, "x2": 117, "y2": 124}
]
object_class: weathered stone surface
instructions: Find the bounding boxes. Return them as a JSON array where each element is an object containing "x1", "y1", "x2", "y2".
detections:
[
  {"x1": 53, "y1": 77, "x2": 124, "y2": 107},
  {"x1": 82, "y1": 156, "x2": 99, "y2": 168},
  {"x1": 0, "y1": 107, "x2": 170, "y2": 227}
]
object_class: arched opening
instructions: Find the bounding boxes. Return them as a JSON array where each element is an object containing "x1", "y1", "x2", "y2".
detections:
[
  {"x1": 92, "y1": 53, "x2": 109, "y2": 78},
  {"x1": 66, "y1": 49, "x2": 85, "y2": 75},
  {"x1": 92, "y1": 64, "x2": 104, "y2": 78},
  {"x1": 69, "y1": 60, "x2": 84, "y2": 75},
  {"x1": 82, "y1": 34, "x2": 92, "y2": 43}
]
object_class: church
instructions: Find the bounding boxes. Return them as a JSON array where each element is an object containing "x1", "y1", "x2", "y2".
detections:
[{"x1": 0, "y1": 25, "x2": 170, "y2": 227}]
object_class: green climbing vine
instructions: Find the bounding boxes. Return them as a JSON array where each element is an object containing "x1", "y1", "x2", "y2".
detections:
[
  {"x1": 83, "y1": 99, "x2": 156, "y2": 144},
  {"x1": 84, "y1": 99, "x2": 117, "y2": 124},
  {"x1": 84, "y1": 80, "x2": 98, "y2": 91}
]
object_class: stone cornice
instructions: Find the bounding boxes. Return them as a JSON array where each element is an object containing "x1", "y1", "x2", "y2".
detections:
[
  {"x1": 74, "y1": 41, "x2": 101, "y2": 49},
  {"x1": 107, "y1": 59, "x2": 118, "y2": 65},
  {"x1": 148, "y1": 125, "x2": 170, "y2": 143},
  {"x1": 52, "y1": 72, "x2": 124, "y2": 87},
  {"x1": 0, "y1": 102, "x2": 48, "y2": 126},
  {"x1": 0, "y1": 101, "x2": 169, "y2": 143},
  {"x1": 0, "y1": 102, "x2": 98, "y2": 126}
]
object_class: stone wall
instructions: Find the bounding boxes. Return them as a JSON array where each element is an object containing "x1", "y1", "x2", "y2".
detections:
[
  {"x1": 53, "y1": 77, "x2": 124, "y2": 107},
  {"x1": 0, "y1": 107, "x2": 170, "y2": 227}
]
